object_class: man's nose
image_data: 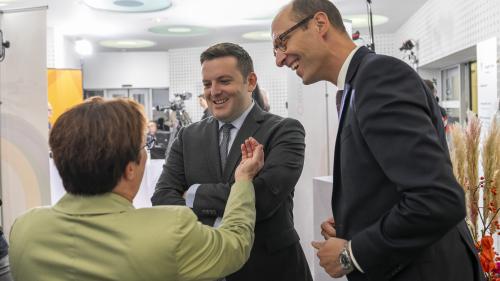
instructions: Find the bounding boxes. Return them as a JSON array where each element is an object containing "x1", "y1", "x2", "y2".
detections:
[
  {"x1": 275, "y1": 50, "x2": 287, "y2": 67},
  {"x1": 210, "y1": 83, "x2": 221, "y2": 96}
]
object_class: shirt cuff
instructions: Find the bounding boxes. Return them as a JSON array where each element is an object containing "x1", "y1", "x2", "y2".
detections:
[
  {"x1": 213, "y1": 217, "x2": 223, "y2": 228},
  {"x1": 185, "y1": 184, "x2": 200, "y2": 208},
  {"x1": 348, "y1": 240, "x2": 364, "y2": 273}
]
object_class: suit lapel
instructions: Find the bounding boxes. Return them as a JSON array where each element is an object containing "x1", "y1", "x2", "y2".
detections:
[
  {"x1": 205, "y1": 118, "x2": 223, "y2": 180},
  {"x1": 332, "y1": 47, "x2": 372, "y2": 202},
  {"x1": 223, "y1": 105, "x2": 264, "y2": 181}
]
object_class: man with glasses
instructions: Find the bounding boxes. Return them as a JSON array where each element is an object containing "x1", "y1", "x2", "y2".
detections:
[
  {"x1": 152, "y1": 43, "x2": 312, "y2": 281},
  {"x1": 271, "y1": 1, "x2": 483, "y2": 281}
]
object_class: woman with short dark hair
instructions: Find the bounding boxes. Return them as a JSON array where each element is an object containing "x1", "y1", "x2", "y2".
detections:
[{"x1": 9, "y1": 97, "x2": 264, "y2": 281}]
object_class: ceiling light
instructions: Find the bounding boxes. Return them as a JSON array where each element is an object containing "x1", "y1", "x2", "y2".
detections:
[
  {"x1": 113, "y1": 0, "x2": 143, "y2": 7},
  {"x1": 343, "y1": 14, "x2": 389, "y2": 28},
  {"x1": 152, "y1": 17, "x2": 166, "y2": 23},
  {"x1": 164, "y1": 0, "x2": 288, "y2": 27},
  {"x1": 74, "y1": 39, "x2": 93, "y2": 56},
  {"x1": 99, "y1": 39, "x2": 156, "y2": 49},
  {"x1": 83, "y1": 0, "x2": 171, "y2": 13},
  {"x1": 167, "y1": 27, "x2": 192, "y2": 33},
  {"x1": 0, "y1": 3, "x2": 7, "y2": 7},
  {"x1": 242, "y1": 31, "x2": 271, "y2": 41},
  {"x1": 148, "y1": 25, "x2": 211, "y2": 36}
]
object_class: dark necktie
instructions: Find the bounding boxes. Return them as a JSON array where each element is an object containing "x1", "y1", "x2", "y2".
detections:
[
  {"x1": 220, "y1": 123, "x2": 234, "y2": 172},
  {"x1": 336, "y1": 89, "x2": 344, "y2": 114}
]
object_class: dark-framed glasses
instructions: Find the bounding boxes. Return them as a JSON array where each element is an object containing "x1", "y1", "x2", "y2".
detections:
[{"x1": 273, "y1": 14, "x2": 314, "y2": 56}]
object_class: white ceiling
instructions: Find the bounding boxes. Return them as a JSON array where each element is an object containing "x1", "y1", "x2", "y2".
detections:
[{"x1": 3, "y1": 0, "x2": 428, "y2": 52}]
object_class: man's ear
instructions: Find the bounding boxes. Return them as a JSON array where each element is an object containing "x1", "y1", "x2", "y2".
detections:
[
  {"x1": 123, "y1": 162, "x2": 136, "y2": 181},
  {"x1": 247, "y1": 72, "x2": 257, "y2": 92},
  {"x1": 314, "y1": 12, "x2": 330, "y2": 35}
]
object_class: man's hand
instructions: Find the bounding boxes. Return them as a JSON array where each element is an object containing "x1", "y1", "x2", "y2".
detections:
[
  {"x1": 320, "y1": 217, "x2": 336, "y2": 240},
  {"x1": 235, "y1": 137, "x2": 264, "y2": 181},
  {"x1": 311, "y1": 237, "x2": 350, "y2": 278}
]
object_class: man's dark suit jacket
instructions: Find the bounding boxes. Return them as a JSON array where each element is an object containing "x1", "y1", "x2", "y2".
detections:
[
  {"x1": 333, "y1": 46, "x2": 484, "y2": 281},
  {"x1": 201, "y1": 108, "x2": 211, "y2": 120},
  {"x1": 151, "y1": 105, "x2": 312, "y2": 281}
]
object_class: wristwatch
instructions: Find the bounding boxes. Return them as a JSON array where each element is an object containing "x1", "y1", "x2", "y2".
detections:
[{"x1": 339, "y1": 243, "x2": 354, "y2": 273}]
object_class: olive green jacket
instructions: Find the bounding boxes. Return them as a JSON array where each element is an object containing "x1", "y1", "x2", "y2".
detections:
[{"x1": 9, "y1": 181, "x2": 255, "y2": 281}]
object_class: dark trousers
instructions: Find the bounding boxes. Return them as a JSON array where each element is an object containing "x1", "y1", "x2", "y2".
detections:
[{"x1": 228, "y1": 241, "x2": 312, "y2": 281}]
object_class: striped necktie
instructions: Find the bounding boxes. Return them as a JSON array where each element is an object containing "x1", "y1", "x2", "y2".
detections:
[{"x1": 219, "y1": 123, "x2": 234, "y2": 172}]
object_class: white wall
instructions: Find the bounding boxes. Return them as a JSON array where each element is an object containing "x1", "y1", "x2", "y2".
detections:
[
  {"x1": 394, "y1": 0, "x2": 500, "y2": 99},
  {"x1": 0, "y1": 8, "x2": 49, "y2": 235},
  {"x1": 47, "y1": 27, "x2": 80, "y2": 69},
  {"x1": 357, "y1": 32, "x2": 397, "y2": 58},
  {"x1": 83, "y1": 52, "x2": 170, "y2": 89}
]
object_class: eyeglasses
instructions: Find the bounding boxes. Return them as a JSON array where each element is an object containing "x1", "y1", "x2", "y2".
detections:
[{"x1": 273, "y1": 14, "x2": 314, "y2": 57}]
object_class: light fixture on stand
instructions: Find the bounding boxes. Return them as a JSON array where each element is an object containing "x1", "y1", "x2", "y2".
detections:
[
  {"x1": 0, "y1": 29, "x2": 10, "y2": 62},
  {"x1": 74, "y1": 39, "x2": 93, "y2": 93},
  {"x1": 366, "y1": 0, "x2": 375, "y2": 51}
]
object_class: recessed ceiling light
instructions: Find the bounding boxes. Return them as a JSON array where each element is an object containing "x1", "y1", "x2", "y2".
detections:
[
  {"x1": 148, "y1": 25, "x2": 211, "y2": 36},
  {"x1": 83, "y1": 0, "x2": 171, "y2": 13},
  {"x1": 343, "y1": 14, "x2": 389, "y2": 28},
  {"x1": 0, "y1": 3, "x2": 7, "y2": 7},
  {"x1": 99, "y1": 39, "x2": 156, "y2": 49},
  {"x1": 113, "y1": 0, "x2": 143, "y2": 7},
  {"x1": 242, "y1": 31, "x2": 271, "y2": 41},
  {"x1": 167, "y1": 27, "x2": 192, "y2": 33}
]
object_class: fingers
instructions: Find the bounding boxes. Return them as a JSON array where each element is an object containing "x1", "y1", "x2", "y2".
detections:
[
  {"x1": 327, "y1": 217, "x2": 335, "y2": 225},
  {"x1": 311, "y1": 241, "x2": 325, "y2": 250},
  {"x1": 240, "y1": 144, "x2": 248, "y2": 160},
  {"x1": 321, "y1": 221, "x2": 336, "y2": 238},
  {"x1": 244, "y1": 139, "x2": 253, "y2": 158},
  {"x1": 248, "y1": 137, "x2": 260, "y2": 149},
  {"x1": 252, "y1": 144, "x2": 264, "y2": 162}
]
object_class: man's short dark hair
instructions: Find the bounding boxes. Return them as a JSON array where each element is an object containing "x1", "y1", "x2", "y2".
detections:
[
  {"x1": 49, "y1": 97, "x2": 146, "y2": 195},
  {"x1": 290, "y1": 0, "x2": 347, "y2": 35},
  {"x1": 200, "y1": 43, "x2": 254, "y2": 78}
]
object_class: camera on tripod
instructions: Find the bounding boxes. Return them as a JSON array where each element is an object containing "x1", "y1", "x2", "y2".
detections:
[{"x1": 169, "y1": 92, "x2": 192, "y2": 111}]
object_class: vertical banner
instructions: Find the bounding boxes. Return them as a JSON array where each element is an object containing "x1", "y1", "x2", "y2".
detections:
[
  {"x1": 476, "y1": 37, "x2": 498, "y2": 133},
  {"x1": 0, "y1": 8, "x2": 48, "y2": 236}
]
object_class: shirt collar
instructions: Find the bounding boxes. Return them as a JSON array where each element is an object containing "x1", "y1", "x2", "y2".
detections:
[
  {"x1": 218, "y1": 101, "x2": 255, "y2": 130},
  {"x1": 53, "y1": 192, "x2": 134, "y2": 215},
  {"x1": 336, "y1": 46, "x2": 361, "y2": 91}
]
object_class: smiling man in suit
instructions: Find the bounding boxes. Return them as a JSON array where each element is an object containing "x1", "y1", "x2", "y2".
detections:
[
  {"x1": 271, "y1": 1, "x2": 484, "y2": 281},
  {"x1": 151, "y1": 42, "x2": 312, "y2": 281}
]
